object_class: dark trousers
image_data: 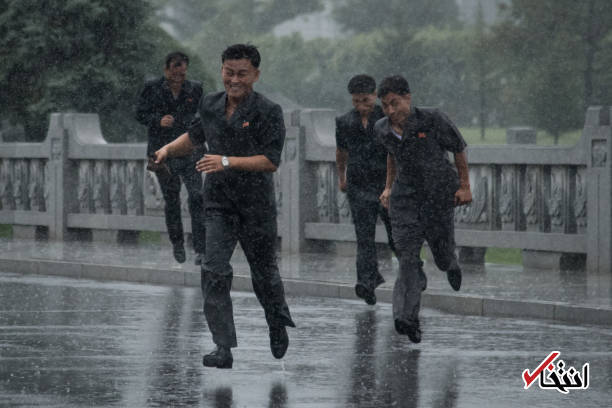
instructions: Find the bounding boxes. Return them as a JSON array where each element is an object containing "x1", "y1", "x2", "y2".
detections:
[
  {"x1": 155, "y1": 156, "x2": 206, "y2": 253},
  {"x1": 348, "y1": 190, "x2": 395, "y2": 291},
  {"x1": 390, "y1": 189, "x2": 458, "y2": 324},
  {"x1": 201, "y1": 209, "x2": 295, "y2": 348}
]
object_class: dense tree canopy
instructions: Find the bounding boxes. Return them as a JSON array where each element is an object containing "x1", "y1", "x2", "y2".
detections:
[
  {"x1": 3, "y1": 0, "x2": 612, "y2": 142},
  {"x1": 0, "y1": 0, "x2": 214, "y2": 142}
]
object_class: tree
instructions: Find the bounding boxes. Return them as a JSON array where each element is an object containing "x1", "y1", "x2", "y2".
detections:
[
  {"x1": 0, "y1": 0, "x2": 214, "y2": 142},
  {"x1": 492, "y1": 0, "x2": 612, "y2": 143}
]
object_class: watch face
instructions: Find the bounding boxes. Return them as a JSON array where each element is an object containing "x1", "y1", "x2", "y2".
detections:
[{"x1": 222, "y1": 156, "x2": 229, "y2": 166}]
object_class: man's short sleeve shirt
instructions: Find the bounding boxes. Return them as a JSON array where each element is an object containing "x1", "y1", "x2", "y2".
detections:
[{"x1": 188, "y1": 91, "x2": 285, "y2": 216}]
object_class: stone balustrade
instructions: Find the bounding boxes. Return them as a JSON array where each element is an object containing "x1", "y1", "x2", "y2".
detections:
[{"x1": 1, "y1": 107, "x2": 611, "y2": 272}]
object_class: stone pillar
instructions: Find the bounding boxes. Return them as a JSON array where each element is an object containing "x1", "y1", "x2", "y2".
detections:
[
  {"x1": 585, "y1": 106, "x2": 612, "y2": 273},
  {"x1": 280, "y1": 111, "x2": 312, "y2": 253},
  {"x1": 45, "y1": 113, "x2": 70, "y2": 240}
]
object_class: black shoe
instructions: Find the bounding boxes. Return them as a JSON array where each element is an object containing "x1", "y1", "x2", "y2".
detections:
[
  {"x1": 173, "y1": 244, "x2": 186, "y2": 264},
  {"x1": 269, "y1": 326, "x2": 289, "y2": 359},
  {"x1": 446, "y1": 266, "x2": 462, "y2": 291},
  {"x1": 202, "y1": 346, "x2": 233, "y2": 369},
  {"x1": 419, "y1": 269, "x2": 428, "y2": 291},
  {"x1": 395, "y1": 319, "x2": 421, "y2": 343},
  {"x1": 194, "y1": 253, "x2": 204, "y2": 266},
  {"x1": 375, "y1": 274, "x2": 385, "y2": 288},
  {"x1": 355, "y1": 283, "x2": 376, "y2": 305}
]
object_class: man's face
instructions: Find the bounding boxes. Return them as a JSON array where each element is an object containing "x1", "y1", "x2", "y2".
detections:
[
  {"x1": 164, "y1": 59, "x2": 188, "y2": 85},
  {"x1": 380, "y1": 92, "x2": 412, "y2": 126},
  {"x1": 351, "y1": 92, "x2": 377, "y2": 116},
  {"x1": 221, "y1": 58, "x2": 260, "y2": 100}
]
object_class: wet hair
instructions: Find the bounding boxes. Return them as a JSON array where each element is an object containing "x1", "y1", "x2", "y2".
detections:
[
  {"x1": 165, "y1": 51, "x2": 189, "y2": 69},
  {"x1": 377, "y1": 75, "x2": 411, "y2": 98},
  {"x1": 347, "y1": 74, "x2": 376, "y2": 94},
  {"x1": 222, "y1": 44, "x2": 261, "y2": 68}
]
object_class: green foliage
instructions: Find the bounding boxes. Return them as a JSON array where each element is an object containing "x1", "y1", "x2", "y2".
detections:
[
  {"x1": 491, "y1": 0, "x2": 612, "y2": 142},
  {"x1": 332, "y1": 0, "x2": 460, "y2": 33},
  {"x1": 0, "y1": 0, "x2": 215, "y2": 142}
]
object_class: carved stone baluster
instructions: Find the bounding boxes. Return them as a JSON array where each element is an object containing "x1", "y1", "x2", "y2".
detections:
[
  {"x1": 574, "y1": 167, "x2": 587, "y2": 234},
  {"x1": 548, "y1": 167, "x2": 566, "y2": 233},
  {"x1": 93, "y1": 160, "x2": 108, "y2": 214},
  {"x1": 28, "y1": 159, "x2": 45, "y2": 212},
  {"x1": 499, "y1": 166, "x2": 516, "y2": 230},
  {"x1": 13, "y1": 159, "x2": 29, "y2": 210},
  {"x1": 126, "y1": 160, "x2": 143, "y2": 216},
  {"x1": 316, "y1": 163, "x2": 332, "y2": 222},
  {"x1": 336, "y1": 190, "x2": 351, "y2": 224},
  {"x1": 0, "y1": 159, "x2": 14, "y2": 210},
  {"x1": 522, "y1": 166, "x2": 539, "y2": 231},
  {"x1": 110, "y1": 161, "x2": 126, "y2": 215},
  {"x1": 144, "y1": 167, "x2": 163, "y2": 216},
  {"x1": 78, "y1": 160, "x2": 93, "y2": 213}
]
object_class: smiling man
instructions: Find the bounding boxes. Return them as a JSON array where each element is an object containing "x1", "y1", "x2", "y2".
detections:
[
  {"x1": 335, "y1": 75, "x2": 395, "y2": 306},
  {"x1": 136, "y1": 52, "x2": 206, "y2": 266},
  {"x1": 375, "y1": 75, "x2": 472, "y2": 343},
  {"x1": 153, "y1": 44, "x2": 295, "y2": 369}
]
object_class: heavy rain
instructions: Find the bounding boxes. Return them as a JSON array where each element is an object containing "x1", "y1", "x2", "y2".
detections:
[{"x1": 1, "y1": 0, "x2": 612, "y2": 406}]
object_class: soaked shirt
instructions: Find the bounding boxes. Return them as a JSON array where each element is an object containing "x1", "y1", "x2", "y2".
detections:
[
  {"x1": 188, "y1": 91, "x2": 284, "y2": 217},
  {"x1": 335, "y1": 105, "x2": 387, "y2": 198},
  {"x1": 375, "y1": 107, "x2": 466, "y2": 203},
  {"x1": 136, "y1": 77, "x2": 203, "y2": 155}
]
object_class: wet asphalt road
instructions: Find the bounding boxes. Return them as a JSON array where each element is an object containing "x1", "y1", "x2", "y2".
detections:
[{"x1": 0, "y1": 272, "x2": 611, "y2": 407}]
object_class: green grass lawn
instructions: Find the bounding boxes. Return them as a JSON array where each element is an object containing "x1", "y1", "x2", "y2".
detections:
[
  {"x1": 0, "y1": 224, "x2": 12, "y2": 238},
  {"x1": 485, "y1": 247, "x2": 522, "y2": 265},
  {"x1": 459, "y1": 127, "x2": 582, "y2": 146},
  {"x1": 139, "y1": 230, "x2": 161, "y2": 244}
]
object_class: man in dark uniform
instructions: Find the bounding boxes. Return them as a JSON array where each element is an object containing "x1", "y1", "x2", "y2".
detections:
[
  {"x1": 376, "y1": 75, "x2": 472, "y2": 343},
  {"x1": 153, "y1": 44, "x2": 295, "y2": 369},
  {"x1": 136, "y1": 51, "x2": 206, "y2": 265},
  {"x1": 335, "y1": 74, "x2": 395, "y2": 305}
]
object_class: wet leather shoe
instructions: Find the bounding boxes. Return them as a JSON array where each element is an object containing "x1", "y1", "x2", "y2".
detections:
[
  {"x1": 202, "y1": 346, "x2": 233, "y2": 369},
  {"x1": 355, "y1": 283, "x2": 376, "y2": 305},
  {"x1": 269, "y1": 326, "x2": 289, "y2": 359},
  {"x1": 446, "y1": 266, "x2": 462, "y2": 291},
  {"x1": 173, "y1": 244, "x2": 186, "y2": 264},
  {"x1": 395, "y1": 319, "x2": 422, "y2": 343}
]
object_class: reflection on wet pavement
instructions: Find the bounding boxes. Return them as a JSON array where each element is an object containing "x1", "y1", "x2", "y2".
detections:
[{"x1": 1, "y1": 272, "x2": 611, "y2": 407}]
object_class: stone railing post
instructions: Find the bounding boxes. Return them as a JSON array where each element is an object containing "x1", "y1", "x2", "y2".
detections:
[
  {"x1": 280, "y1": 110, "x2": 308, "y2": 253},
  {"x1": 44, "y1": 113, "x2": 71, "y2": 240},
  {"x1": 585, "y1": 106, "x2": 612, "y2": 273}
]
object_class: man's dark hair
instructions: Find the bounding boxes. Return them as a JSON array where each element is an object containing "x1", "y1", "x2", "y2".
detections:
[
  {"x1": 347, "y1": 74, "x2": 376, "y2": 94},
  {"x1": 165, "y1": 51, "x2": 189, "y2": 68},
  {"x1": 222, "y1": 44, "x2": 261, "y2": 68},
  {"x1": 377, "y1": 75, "x2": 411, "y2": 98}
]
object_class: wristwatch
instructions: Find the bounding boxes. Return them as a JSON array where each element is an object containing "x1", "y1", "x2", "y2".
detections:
[{"x1": 221, "y1": 156, "x2": 230, "y2": 170}]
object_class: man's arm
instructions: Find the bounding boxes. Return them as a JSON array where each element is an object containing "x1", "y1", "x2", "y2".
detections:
[
  {"x1": 196, "y1": 154, "x2": 277, "y2": 173},
  {"x1": 135, "y1": 83, "x2": 161, "y2": 127},
  {"x1": 154, "y1": 132, "x2": 195, "y2": 163},
  {"x1": 379, "y1": 153, "x2": 396, "y2": 209},
  {"x1": 453, "y1": 151, "x2": 472, "y2": 206},
  {"x1": 336, "y1": 148, "x2": 348, "y2": 192}
]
